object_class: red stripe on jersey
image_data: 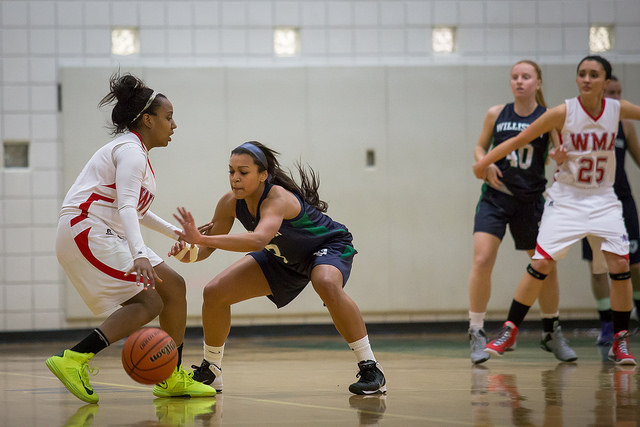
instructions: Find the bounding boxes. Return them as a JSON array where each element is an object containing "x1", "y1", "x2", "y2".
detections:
[
  {"x1": 74, "y1": 228, "x2": 138, "y2": 283},
  {"x1": 70, "y1": 192, "x2": 116, "y2": 226},
  {"x1": 577, "y1": 97, "x2": 605, "y2": 122},
  {"x1": 131, "y1": 131, "x2": 155, "y2": 177},
  {"x1": 535, "y1": 243, "x2": 554, "y2": 260}
]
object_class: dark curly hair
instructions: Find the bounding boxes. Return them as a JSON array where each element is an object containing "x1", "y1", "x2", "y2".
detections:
[{"x1": 98, "y1": 71, "x2": 166, "y2": 135}]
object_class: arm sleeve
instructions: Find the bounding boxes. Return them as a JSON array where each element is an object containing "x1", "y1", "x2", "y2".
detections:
[
  {"x1": 113, "y1": 144, "x2": 148, "y2": 260},
  {"x1": 140, "y1": 210, "x2": 180, "y2": 241}
]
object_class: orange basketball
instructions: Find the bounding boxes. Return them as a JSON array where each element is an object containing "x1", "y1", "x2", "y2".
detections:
[{"x1": 122, "y1": 327, "x2": 177, "y2": 385}]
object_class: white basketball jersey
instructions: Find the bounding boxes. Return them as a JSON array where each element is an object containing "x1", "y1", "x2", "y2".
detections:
[
  {"x1": 554, "y1": 97, "x2": 620, "y2": 189},
  {"x1": 60, "y1": 132, "x2": 156, "y2": 237}
]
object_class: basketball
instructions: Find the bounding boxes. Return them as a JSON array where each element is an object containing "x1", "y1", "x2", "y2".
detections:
[{"x1": 122, "y1": 327, "x2": 178, "y2": 385}]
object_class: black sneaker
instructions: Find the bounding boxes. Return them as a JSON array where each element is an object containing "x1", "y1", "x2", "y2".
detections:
[
  {"x1": 348, "y1": 360, "x2": 387, "y2": 395},
  {"x1": 191, "y1": 359, "x2": 223, "y2": 392}
]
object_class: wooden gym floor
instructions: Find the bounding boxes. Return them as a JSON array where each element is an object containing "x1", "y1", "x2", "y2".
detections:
[{"x1": 0, "y1": 327, "x2": 639, "y2": 426}]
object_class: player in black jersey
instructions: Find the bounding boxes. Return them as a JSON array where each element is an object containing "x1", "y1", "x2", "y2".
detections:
[
  {"x1": 171, "y1": 141, "x2": 386, "y2": 395},
  {"x1": 581, "y1": 75, "x2": 640, "y2": 346},
  {"x1": 468, "y1": 60, "x2": 576, "y2": 364}
]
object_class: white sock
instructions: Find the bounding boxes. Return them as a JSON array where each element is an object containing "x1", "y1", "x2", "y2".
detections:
[
  {"x1": 348, "y1": 335, "x2": 376, "y2": 363},
  {"x1": 469, "y1": 311, "x2": 485, "y2": 330},
  {"x1": 204, "y1": 342, "x2": 224, "y2": 369}
]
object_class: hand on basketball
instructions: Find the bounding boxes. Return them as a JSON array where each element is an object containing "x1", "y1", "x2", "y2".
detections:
[
  {"x1": 127, "y1": 257, "x2": 162, "y2": 290},
  {"x1": 173, "y1": 207, "x2": 202, "y2": 245}
]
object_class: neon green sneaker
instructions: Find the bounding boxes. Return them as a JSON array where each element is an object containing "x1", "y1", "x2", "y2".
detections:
[
  {"x1": 153, "y1": 366, "x2": 217, "y2": 398},
  {"x1": 46, "y1": 350, "x2": 99, "y2": 404}
]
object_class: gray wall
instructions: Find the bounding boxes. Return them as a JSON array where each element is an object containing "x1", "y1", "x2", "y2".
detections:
[{"x1": 60, "y1": 63, "x2": 640, "y2": 325}]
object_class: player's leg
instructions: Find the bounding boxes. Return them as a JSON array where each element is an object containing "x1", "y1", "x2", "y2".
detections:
[
  {"x1": 468, "y1": 232, "x2": 501, "y2": 363},
  {"x1": 485, "y1": 257, "x2": 555, "y2": 357},
  {"x1": 535, "y1": 258, "x2": 577, "y2": 362},
  {"x1": 604, "y1": 250, "x2": 636, "y2": 365},
  {"x1": 310, "y1": 264, "x2": 386, "y2": 395},
  {"x1": 192, "y1": 255, "x2": 271, "y2": 391},
  {"x1": 150, "y1": 262, "x2": 216, "y2": 398}
]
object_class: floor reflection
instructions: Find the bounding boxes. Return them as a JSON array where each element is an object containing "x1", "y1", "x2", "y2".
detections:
[{"x1": 471, "y1": 358, "x2": 640, "y2": 427}]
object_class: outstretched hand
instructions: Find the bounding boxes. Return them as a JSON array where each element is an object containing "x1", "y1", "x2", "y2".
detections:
[{"x1": 173, "y1": 207, "x2": 203, "y2": 245}]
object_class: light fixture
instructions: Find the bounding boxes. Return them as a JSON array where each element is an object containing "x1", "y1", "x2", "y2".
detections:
[
  {"x1": 433, "y1": 27, "x2": 456, "y2": 53},
  {"x1": 589, "y1": 26, "x2": 613, "y2": 53},
  {"x1": 274, "y1": 27, "x2": 300, "y2": 57},
  {"x1": 112, "y1": 28, "x2": 139, "y2": 56}
]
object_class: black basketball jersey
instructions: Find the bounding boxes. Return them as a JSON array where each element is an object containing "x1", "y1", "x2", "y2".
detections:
[
  {"x1": 614, "y1": 121, "x2": 632, "y2": 198},
  {"x1": 491, "y1": 103, "x2": 550, "y2": 201},
  {"x1": 235, "y1": 183, "x2": 355, "y2": 271}
]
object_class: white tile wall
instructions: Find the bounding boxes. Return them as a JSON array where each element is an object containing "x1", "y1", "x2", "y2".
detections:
[
  {"x1": 3, "y1": 113, "x2": 29, "y2": 139},
  {"x1": 3, "y1": 171, "x2": 31, "y2": 197},
  {"x1": 537, "y1": 1, "x2": 563, "y2": 25},
  {"x1": 2, "y1": 2, "x2": 28, "y2": 27},
  {"x1": 3, "y1": 58, "x2": 29, "y2": 83},
  {"x1": 29, "y1": 2, "x2": 56, "y2": 27},
  {"x1": 275, "y1": 1, "x2": 300, "y2": 26},
  {"x1": 327, "y1": 2, "x2": 352, "y2": 26},
  {"x1": 511, "y1": 1, "x2": 537, "y2": 26},
  {"x1": 30, "y1": 29, "x2": 57, "y2": 55},
  {"x1": 407, "y1": 2, "x2": 431, "y2": 26},
  {"x1": 433, "y1": 1, "x2": 457, "y2": 26},
  {"x1": 301, "y1": 3, "x2": 326, "y2": 27},
  {"x1": 84, "y1": 1, "x2": 111, "y2": 26},
  {"x1": 589, "y1": 0, "x2": 616, "y2": 24},
  {"x1": 57, "y1": 1, "x2": 84, "y2": 27},
  {"x1": 33, "y1": 255, "x2": 59, "y2": 282},
  {"x1": 617, "y1": 0, "x2": 640, "y2": 25},
  {"x1": 0, "y1": 0, "x2": 639, "y2": 333},
  {"x1": 248, "y1": 2, "x2": 273, "y2": 26},
  {"x1": 167, "y1": 2, "x2": 193, "y2": 27},
  {"x1": 354, "y1": 2, "x2": 378, "y2": 27},
  {"x1": 4, "y1": 256, "x2": 32, "y2": 282},
  {"x1": 3, "y1": 86, "x2": 29, "y2": 112}
]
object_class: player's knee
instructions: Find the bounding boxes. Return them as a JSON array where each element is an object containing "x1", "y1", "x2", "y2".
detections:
[
  {"x1": 527, "y1": 263, "x2": 548, "y2": 281},
  {"x1": 610, "y1": 271, "x2": 631, "y2": 281}
]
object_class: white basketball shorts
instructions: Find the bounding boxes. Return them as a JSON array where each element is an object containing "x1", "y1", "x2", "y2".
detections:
[
  {"x1": 56, "y1": 213, "x2": 163, "y2": 315},
  {"x1": 533, "y1": 183, "x2": 629, "y2": 263}
]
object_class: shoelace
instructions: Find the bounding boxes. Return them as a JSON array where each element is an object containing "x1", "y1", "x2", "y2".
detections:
[
  {"x1": 494, "y1": 327, "x2": 512, "y2": 346},
  {"x1": 80, "y1": 363, "x2": 98, "y2": 383},
  {"x1": 356, "y1": 364, "x2": 378, "y2": 382},
  {"x1": 617, "y1": 337, "x2": 631, "y2": 355}
]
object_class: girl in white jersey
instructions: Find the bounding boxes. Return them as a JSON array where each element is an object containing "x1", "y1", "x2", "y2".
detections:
[
  {"x1": 473, "y1": 55, "x2": 640, "y2": 365},
  {"x1": 46, "y1": 73, "x2": 216, "y2": 403}
]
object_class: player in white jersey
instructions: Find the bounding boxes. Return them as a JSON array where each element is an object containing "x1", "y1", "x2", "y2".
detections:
[
  {"x1": 46, "y1": 72, "x2": 216, "y2": 403},
  {"x1": 473, "y1": 55, "x2": 640, "y2": 365}
]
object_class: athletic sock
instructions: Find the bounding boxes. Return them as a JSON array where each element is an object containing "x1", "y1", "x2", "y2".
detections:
[
  {"x1": 204, "y1": 343, "x2": 225, "y2": 368},
  {"x1": 612, "y1": 310, "x2": 631, "y2": 334},
  {"x1": 599, "y1": 309, "x2": 613, "y2": 322},
  {"x1": 348, "y1": 335, "x2": 376, "y2": 363},
  {"x1": 541, "y1": 312, "x2": 559, "y2": 333},
  {"x1": 177, "y1": 343, "x2": 183, "y2": 368},
  {"x1": 469, "y1": 311, "x2": 485, "y2": 330},
  {"x1": 507, "y1": 300, "x2": 531, "y2": 328},
  {"x1": 71, "y1": 328, "x2": 110, "y2": 355}
]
